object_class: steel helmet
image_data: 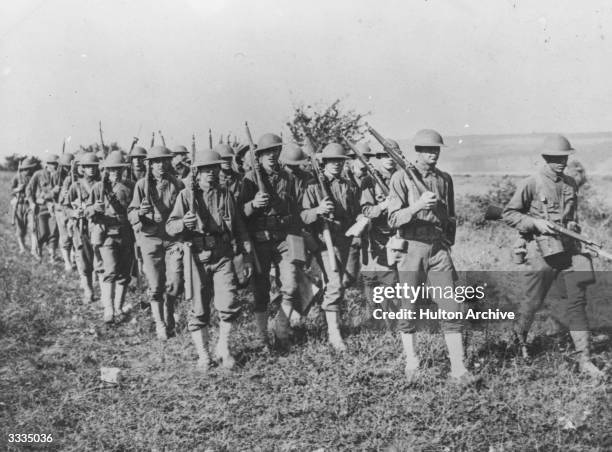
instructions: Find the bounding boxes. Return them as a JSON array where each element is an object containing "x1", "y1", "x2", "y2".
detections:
[
  {"x1": 78, "y1": 152, "x2": 100, "y2": 166},
  {"x1": 44, "y1": 154, "x2": 60, "y2": 164},
  {"x1": 280, "y1": 143, "x2": 308, "y2": 165},
  {"x1": 355, "y1": 142, "x2": 376, "y2": 156},
  {"x1": 58, "y1": 153, "x2": 75, "y2": 166},
  {"x1": 20, "y1": 157, "x2": 38, "y2": 169},
  {"x1": 172, "y1": 145, "x2": 189, "y2": 155},
  {"x1": 213, "y1": 144, "x2": 235, "y2": 159},
  {"x1": 129, "y1": 146, "x2": 147, "y2": 158},
  {"x1": 413, "y1": 129, "x2": 446, "y2": 148},
  {"x1": 194, "y1": 150, "x2": 224, "y2": 168},
  {"x1": 146, "y1": 146, "x2": 174, "y2": 160},
  {"x1": 102, "y1": 150, "x2": 129, "y2": 168},
  {"x1": 539, "y1": 134, "x2": 575, "y2": 156},
  {"x1": 255, "y1": 133, "x2": 283, "y2": 154},
  {"x1": 320, "y1": 143, "x2": 349, "y2": 160}
]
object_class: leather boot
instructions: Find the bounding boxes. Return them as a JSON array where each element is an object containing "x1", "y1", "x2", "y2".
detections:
[
  {"x1": 254, "y1": 312, "x2": 270, "y2": 347},
  {"x1": 164, "y1": 294, "x2": 176, "y2": 336},
  {"x1": 570, "y1": 330, "x2": 605, "y2": 379},
  {"x1": 80, "y1": 275, "x2": 94, "y2": 303},
  {"x1": 401, "y1": 332, "x2": 420, "y2": 380},
  {"x1": 215, "y1": 320, "x2": 236, "y2": 369},
  {"x1": 114, "y1": 283, "x2": 128, "y2": 322},
  {"x1": 150, "y1": 301, "x2": 167, "y2": 340},
  {"x1": 191, "y1": 327, "x2": 210, "y2": 372},
  {"x1": 272, "y1": 306, "x2": 291, "y2": 350},
  {"x1": 325, "y1": 311, "x2": 346, "y2": 352},
  {"x1": 100, "y1": 280, "x2": 115, "y2": 323}
]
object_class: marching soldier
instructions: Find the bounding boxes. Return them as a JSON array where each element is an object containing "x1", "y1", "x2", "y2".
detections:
[
  {"x1": 280, "y1": 143, "x2": 312, "y2": 205},
  {"x1": 387, "y1": 129, "x2": 474, "y2": 383},
  {"x1": 125, "y1": 146, "x2": 147, "y2": 189},
  {"x1": 172, "y1": 145, "x2": 191, "y2": 179},
  {"x1": 214, "y1": 144, "x2": 243, "y2": 199},
  {"x1": 64, "y1": 153, "x2": 102, "y2": 303},
  {"x1": 167, "y1": 149, "x2": 253, "y2": 371},
  {"x1": 301, "y1": 143, "x2": 361, "y2": 351},
  {"x1": 10, "y1": 157, "x2": 37, "y2": 254},
  {"x1": 128, "y1": 146, "x2": 184, "y2": 340},
  {"x1": 502, "y1": 134, "x2": 604, "y2": 378},
  {"x1": 360, "y1": 146, "x2": 399, "y2": 329},
  {"x1": 26, "y1": 154, "x2": 61, "y2": 261},
  {"x1": 56, "y1": 153, "x2": 76, "y2": 272},
  {"x1": 238, "y1": 133, "x2": 301, "y2": 349},
  {"x1": 87, "y1": 151, "x2": 133, "y2": 323}
]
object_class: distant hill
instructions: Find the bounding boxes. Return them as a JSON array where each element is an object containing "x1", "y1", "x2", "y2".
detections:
[{"x1": 394, "y1": 132, "x2": 612, "y2": 175}]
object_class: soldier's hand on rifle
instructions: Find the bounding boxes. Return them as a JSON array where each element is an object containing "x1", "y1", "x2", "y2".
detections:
[
  {"x1": 567, "y1": 221, "x2": 581, "y2": 233},
  {"x1": 93, "y1": 201, "x2": 105, "y2": 214},
  {"x1": 252, "y1": 191, "x2": 270, "y2": 209},
  {"x1": 52, "y1": 186, "x2": 61, "y2": 195},
  {"x1": 139, "y1": 200, "x2": 153, "y2": 216},
  {"x1": 413, "y1": 191, "x2": 437, "y2": 212},
  {"x1": 242, "y1": 260, "x2": 253, "y2": 279},
  {"x1": 533, "y1": 218, "x2": 556, "y2": 235},
  {"x1": 16, "y1": 184, "x2": 25, "y2": 193},
  {"x1": 183, "y1": 211, "x2": 197, "y2": 230},
  {"x1": 377, "y1": 199, "x2": 390, "y2": 211},
  {"x1": 316, "y1": 197, "x2": 335, "y2": 216},
  {"x1": 74, "y1": 206, "x2": 85, "y2": 218}
]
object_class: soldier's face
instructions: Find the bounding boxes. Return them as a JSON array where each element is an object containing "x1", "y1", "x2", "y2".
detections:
[
  {"x1": 197, "y1": 166, "x2": 219, "y2": 187},
  {"x1": 416, "y1": 147, "x2": 440, "y2": 166},
  {"x1": 108, "y1": 168, "x2": 122, "y2": 183},
  {"x1": 151, "y1": 159, "x2": 171, "y2": 178},
  {"x1": 172, "y1": 154, "x2": 186, "y2": 169},
  {"x1": 81, "y1": 165, "x2": 96, "y2": 178},
  {"x1": 325, "y1": 159, "x2": 344, "y2": 177},
  {"x1": 543, "y1": 155, "x2": 568, "y2": 174},
  {"x1": 132, "y1": 157, "x2": 145, "y2": 171},
  {"x1": 46, "y1": 163, "x2": 58, "y2": 172},
  {"x1": 258, "y1": 148, "x2": 280, "y2": 170},
  {"x1": 220, "y1": 158, "x2": 232, "y2": 171},
  {"x1": 377, "y1": 155, "x2": 395, "y2": 171}
]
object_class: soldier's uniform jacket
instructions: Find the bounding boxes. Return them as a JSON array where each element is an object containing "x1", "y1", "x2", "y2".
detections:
[
  {"x1": 283, "y1": 166, "x2": 312, "y2": 205},
  {"x1": 63, "y1": 177, "x2": 99, "y2": 237},
  {"x1": 301, "y1": 173, "x2": 361, "y2": 241},
  {"x1": 387, "y1": 161, "x2": 455, "y2": 243},
  {"x1": 239, "y1": 167, "x2": 301, "y2": 240},
  {"x1": 361, "y1": 168, "x2": 396, "y2": 248},
  {"x1": 27, "y1": 168, "x2": 62, "y2": 210},
  {"x1": 166, "y1": 185, "x2": 250, "y2": 258},
  {"x1": 502, "y1": 165, "x2": 578, "y2": 233},
  {"x1": 87, "y1": 180, "x2": 132, "y2": 235},
  {"x1": 11, "y1": 172, "x2": 32, "y2": 203},
  {"x1": 127, "y1": 175, "x2": 184, "y2": 240}
]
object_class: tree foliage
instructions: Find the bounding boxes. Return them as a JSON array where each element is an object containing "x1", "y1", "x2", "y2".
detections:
[{"x1": 286, "y1": 99, "x2": 369, "y2": 150}]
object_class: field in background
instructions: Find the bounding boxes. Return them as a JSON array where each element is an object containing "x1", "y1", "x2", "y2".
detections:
[
  {"x1": 394, "y1": 131, "x2": 612, "y2": 176},
  {"x1": 1, "y1": 169, "x2": 611, "y2": 451}
]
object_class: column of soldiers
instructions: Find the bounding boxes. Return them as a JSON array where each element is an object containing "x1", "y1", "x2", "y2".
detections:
[{"x1": 8, "y1": 130, "x2": 606, "y2": 381}]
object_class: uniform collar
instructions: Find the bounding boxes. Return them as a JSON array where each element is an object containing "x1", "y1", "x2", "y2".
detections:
[
  {"x1": 413, "y1": 160, "x2": 435, "y2": 178},
  {"x1": 540, "y1": 165, "x2": 562, "y2": 182}
]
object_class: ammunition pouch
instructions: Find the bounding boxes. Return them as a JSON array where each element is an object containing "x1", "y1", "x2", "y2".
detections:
[
  {"x1": 254, "y1": 215, "x2": 291, "y2": 231},
  {"x1": 192, "y1": 233, "x2": 231, "y2": 263},
  {"x1": 399, "y1": 224, "x2": 445, "y2": 243}
]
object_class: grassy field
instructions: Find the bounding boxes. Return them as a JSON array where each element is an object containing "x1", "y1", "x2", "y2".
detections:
[{"x1": 1, "y1": 170, "x2": 611, "y2": 451}]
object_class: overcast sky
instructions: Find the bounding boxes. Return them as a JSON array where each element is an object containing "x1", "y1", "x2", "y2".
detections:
[{"x1": 1, "y1": 0, "x2": 611, "y2": 158}]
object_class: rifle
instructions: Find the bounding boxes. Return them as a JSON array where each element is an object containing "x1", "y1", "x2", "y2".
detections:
[
  {"x1": 484, "y1": 205, "x2": 612, "y2": 261},
  {"x1": 70, "y1": 159, "x2": 92, "y2": 263},
  {"x1": 129, "y1": 136, "x2": 139, "y2": 153},
  {"x1": 158, "y1": 130, "x2": 166, "y2": 147},
  {"x1": 99, "y1": 121, "x2": 107, "y2": 158},
  {"x1": 150, "y1": 132, "x2": 155, "y2": 148},
  {"x1": 11, "y1": 158, "x2": 24, "y2": 226},
  {"x1": 184, "y1": 135, "x2": 198, "y2": 301},
  {"x1": 367, "y1": 124, "x2": 429, "y2": 194},
  {"x1": 208, "y1": 128, "x2": 213, "y2": 149},
  {"x1": 243, "y1": 121, "x2": 263, "y2": 273},
  {"x1": 244, "y1": 122, "x2": 266, "y2": 194},
  {"x1": 302, "y1": 133, "x2": 338, "y2": 272},
  {"x1": 62, "y1": 139, "x2": 66, "y2": 155},
  {"x1": 342, "y1": 136, "x2": 389, "y2": 196}
]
